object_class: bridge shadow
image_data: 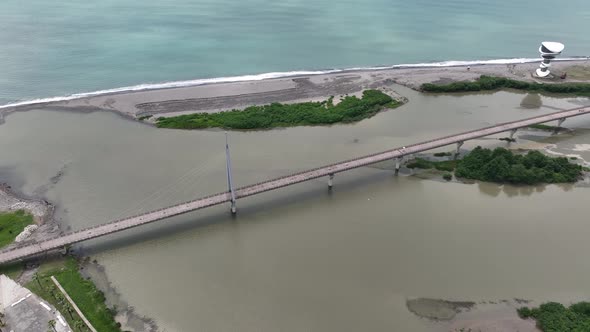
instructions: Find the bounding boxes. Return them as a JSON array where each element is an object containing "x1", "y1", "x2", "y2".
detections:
[{"x1": 80, "y1": 168, "x2": 398, "y2": 256}]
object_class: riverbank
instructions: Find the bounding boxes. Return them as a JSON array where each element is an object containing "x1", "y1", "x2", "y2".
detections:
[
  {"x1": 1, "y1": 60, "x2": 589, "y2": 125},
  {"x1": 0, "y1": 184, "x2": 57, "y2": 245},
  {"x1": 0, "y1": 184, "x2": 157, "y2": 331},
  {"x1": 407, "y1": 298, "x2": 541, "y2": 332}
]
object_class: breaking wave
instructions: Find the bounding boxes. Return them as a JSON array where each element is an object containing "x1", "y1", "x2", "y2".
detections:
[{"x1": 1, "y1": 57, "x2": 585, "y2": 109}]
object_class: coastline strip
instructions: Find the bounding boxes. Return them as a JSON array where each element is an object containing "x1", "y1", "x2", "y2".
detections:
[
  {"x1": 1, "y1": 57, "x2": 585, "y2": 110},
  {"x1": 0, "y1": 106, "x2": 588, "y2": 264}
]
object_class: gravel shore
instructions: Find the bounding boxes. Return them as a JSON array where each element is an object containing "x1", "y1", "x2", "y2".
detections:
[{"x1": 2, "y1": 60, "x2": 589, "y2": 124}]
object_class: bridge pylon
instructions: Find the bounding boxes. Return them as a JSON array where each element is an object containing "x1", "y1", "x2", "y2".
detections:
[{"x1": 225, "y1": 132, "x2": 237, "y2": 214}]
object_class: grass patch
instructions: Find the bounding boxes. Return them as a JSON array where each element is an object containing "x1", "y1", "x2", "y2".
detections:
[
  {"x1": 455, "y1": 147, "x2": 582, "y2": 184},
  {"x1": 529, "y1": 124, "x2": 561, "y2": 131},
  {"x1": 518, "y1": 302, "x2": 590, "y2": 331},
  {"x1": 138, "y1": 114, "x2": 152, "y2": 121},
  {"x1": 156, "y1": 89, "x2": 401, "y2": 130},
  {"x1": 0, "y1": 209, "x2": 33, "y2": 248},
  {"x1": 421, "y1": 75, "x2": 590, "y2": 97},
  {"x1": 26, "y1": 257, "x2": 121, "y2": 332}
]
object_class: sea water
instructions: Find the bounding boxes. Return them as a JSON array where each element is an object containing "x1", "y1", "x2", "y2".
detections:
[{"x1": 0, "y1": 0, "x2": 589, "y2": 105}]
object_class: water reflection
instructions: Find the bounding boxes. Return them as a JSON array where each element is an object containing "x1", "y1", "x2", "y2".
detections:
[
  {"x1": 477, "y1": 182, "x2": 578, "y2": 197},
  {"x1": 520, "y1": 93, "x2": 542, "y2": 109}
]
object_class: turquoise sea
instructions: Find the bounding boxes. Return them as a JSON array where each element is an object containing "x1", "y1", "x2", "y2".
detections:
[{"x1": 1, "y1": 0, "x2": 589, "y2": 106}]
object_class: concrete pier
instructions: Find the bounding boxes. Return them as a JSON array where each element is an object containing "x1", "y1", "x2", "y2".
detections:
[
  {"x1": 455, "y1": 141, "x2": 464, "y2": 155},
  {"x1": 394, "y1": 157, "x2": 402, "y2": 175},
  {"x1": 509, "y1": 129, "x2": 517, "y2": 139}
]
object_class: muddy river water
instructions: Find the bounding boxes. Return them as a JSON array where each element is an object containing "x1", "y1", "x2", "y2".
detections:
[{"x1": 1, "y1": 86, "x2": 590, "y2": 331}]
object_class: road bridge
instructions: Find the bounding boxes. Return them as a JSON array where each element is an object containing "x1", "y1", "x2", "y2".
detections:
[{"x1": 1, "y1": 107, "x2": 589, "y2": 264}]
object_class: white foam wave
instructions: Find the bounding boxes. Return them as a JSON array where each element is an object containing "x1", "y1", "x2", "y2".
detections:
[{"x1": 1, "y1": 57, "x2": 584, "y2": 110}]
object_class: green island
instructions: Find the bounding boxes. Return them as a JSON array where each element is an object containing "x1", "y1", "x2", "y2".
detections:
[
  {"x1": 25, "y1": 257, "x2": 123, "y2": 332},
  {"x1": 408, "y1": 147, "x2": 584, "y2": 184},
  {"x1": 0, "y1": 210, "x2": 33, "y2": 248},
  {"x1": 156, "y1": 89, "x2": 400, "y2": 129},
  {"x1": 518, "y1": 302, "x2": 590, "y2": 331},
  {"x1": 421, "y1": 75, "x2": 590, "y2": 97}
]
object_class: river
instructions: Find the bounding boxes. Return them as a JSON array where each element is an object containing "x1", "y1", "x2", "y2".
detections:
[{"x1": 1, "y1": 86, "x2": 590, "y2": 331}]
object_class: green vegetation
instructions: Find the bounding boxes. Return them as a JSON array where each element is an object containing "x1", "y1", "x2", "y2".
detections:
[
  {"x1": 156, "y1": 89, "x2": 401, "y2": 129},
  {"x1": 529, "y1": 123, "x2": 561, "y2": 131},
  {"x1": 0, "y1": 261, "x2": 25, "y2": 280},
  {"x1": 433, "y1": 152, "x2": 453, "y2": 157},
  {"x1": 421, "y1": 75, "x2": 590, "y2": 96},
  {"x1": 26, "y1": 257, "x2": 121, "y2": 332},
  {"x1": 442, "y1": 173, "x2": 453, "y2": 181},
  {"x1": 408, "y1": 147, "x2": 583, "y2": 185},
  {"x1": 0, "y1": 210, "x2": 33, "y2": 248},
  {"x1": 406, "y1": 158, "x2": 458, "y2": 172},
  {"x1": 138, "y1": 114, "x2": 153, "y2": 121},
  {"x1": 455, "y1": 147, "x2": 582, "y2": 184},
  {"x1": 518, "y1": 302, "x2": 590, "y2": 331}
]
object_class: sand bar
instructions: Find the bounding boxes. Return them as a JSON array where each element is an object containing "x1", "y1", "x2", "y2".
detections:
[{"x1": 1, "y1": 60, "x2": 589, "y2": 124}]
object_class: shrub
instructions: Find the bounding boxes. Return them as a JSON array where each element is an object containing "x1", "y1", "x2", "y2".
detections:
[
  {"x1": 518, "y1": 302, "x2": 590, "y2": 331},
  {"x1": 442, "y1": 173, "x2": 452, "y2": 181},
  {"x1": 455, "y1": 146, "x2": 582, "y2": 184},
  {"x1": 156, "y1": 90, "x2": 401, "y2": 130},
  {"x1": 421, "y1": 75, "x2": 590, "y2": 97}
]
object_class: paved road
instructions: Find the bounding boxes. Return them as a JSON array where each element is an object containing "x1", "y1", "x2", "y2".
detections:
[{"x1": 1, "y1": 107, "x2": 588, "y2": 264}]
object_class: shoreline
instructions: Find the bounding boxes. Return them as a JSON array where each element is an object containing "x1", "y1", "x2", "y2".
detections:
[
  {"x1": 1, "y1": 60, "x2": 589, "y2": 126},
  {"x1": 0, "y1": 59, "x2": 589, "y2": 331},
  {"x1": 0, "y1": 183, "x2": 158, "y2": 331},
  {"x1": 0, "y1": 184, "x2": 57, "y2": 244},
  {"x1": 407, "y1": 297, "x2": 541, "y2": 332}
]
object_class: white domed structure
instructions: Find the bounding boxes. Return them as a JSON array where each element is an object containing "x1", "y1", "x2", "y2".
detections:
[{"x1": 536, "y1": 41, "x2": 565, "y2": 78}]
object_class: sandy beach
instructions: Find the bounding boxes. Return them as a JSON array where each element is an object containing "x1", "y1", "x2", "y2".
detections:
[{"x1": 2, "y1": 60, "x2": 589, "y2": 124}]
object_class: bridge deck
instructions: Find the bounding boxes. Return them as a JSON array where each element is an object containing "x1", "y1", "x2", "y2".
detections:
[{"x1": 1, "y1": 107, "x2": 588, "y2": 264}]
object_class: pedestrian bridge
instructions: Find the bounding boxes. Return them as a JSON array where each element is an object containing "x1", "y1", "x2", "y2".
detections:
[{"x1": 1, "y1": 106, "x2": 589, "y2": 264}]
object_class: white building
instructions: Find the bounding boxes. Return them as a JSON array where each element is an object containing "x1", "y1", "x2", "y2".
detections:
[{"x1": 536, "y1": 41, "x2": 565, "y2": 78}]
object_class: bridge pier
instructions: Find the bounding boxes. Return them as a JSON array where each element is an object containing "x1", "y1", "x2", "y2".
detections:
[
  {"x1": 230, "y1": 200, "x2": 237, "y2": 214},
  {"x1": 328, "y1": 173, "x2": 334, "y2": 188},
  {"x1": 455, "y1": 141, "x2": 464, "y2": 155},
  {"x1": 394, "y1": 157, "x2": 402, "y2": 175},
  {"x1": 509, "y1": 129, "x2": 517, "y2": 140},
  {"x1": 557, "y1": 118, "x2": 566, "y2": 127}
]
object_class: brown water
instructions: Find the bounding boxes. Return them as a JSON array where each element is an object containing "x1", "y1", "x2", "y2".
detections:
[{"x1": 1, "y1": 86, "x2": 590, "y2": 331}]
